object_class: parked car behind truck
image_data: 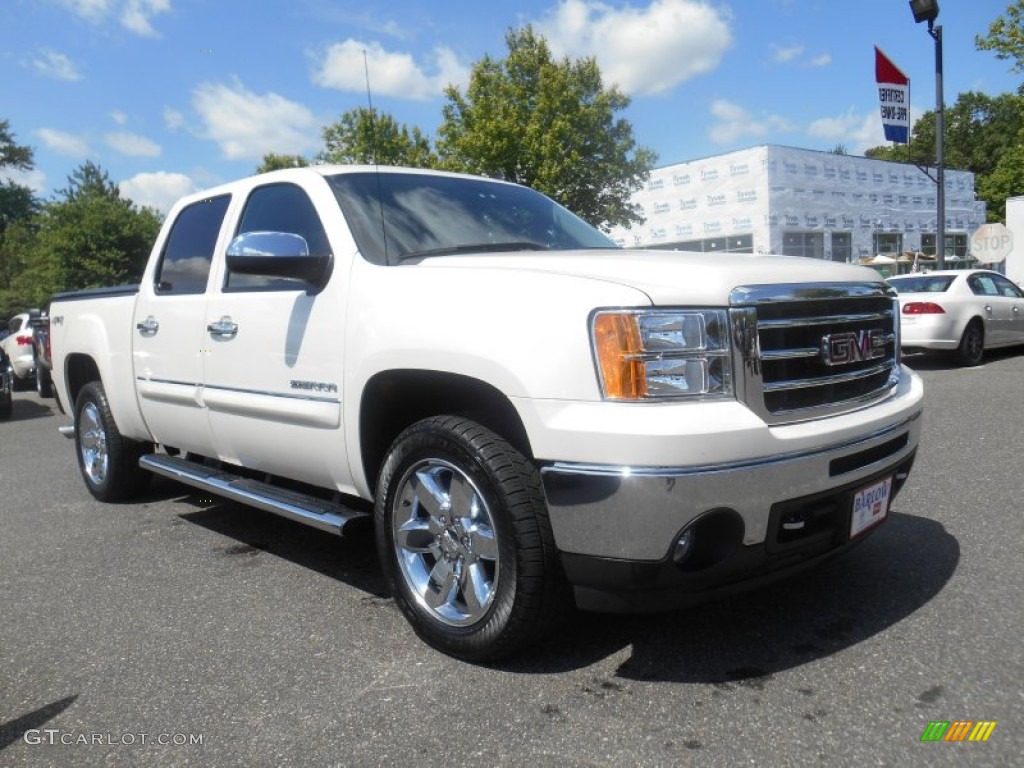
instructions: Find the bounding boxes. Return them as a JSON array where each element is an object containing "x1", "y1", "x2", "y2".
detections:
[
  {"x1": 1, "y1": 311, "x2": 36, "y2": 390},
  {"x1": 49, "y1": 166, "x2": 924, "y2": 660},
  {"x1": 887, "y1": 269, "x2": 1024, "y2": 365},
  {"x1": 29, "y1": 309, "x2": 54, "y2": 398}
]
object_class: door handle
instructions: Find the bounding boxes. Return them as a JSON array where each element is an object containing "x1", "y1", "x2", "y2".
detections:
[
  {"x1": 136, "y1": 316, "x2": 159, "y2": 334},
  {"x1": 984, "y1": 305, "x2": 993, "y2": 314},
  {"x1": 207, "y1": 316, "x2": 239, "y2": 337}
]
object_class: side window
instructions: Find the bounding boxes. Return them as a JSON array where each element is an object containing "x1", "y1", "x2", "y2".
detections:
[
  {"x1": 155, "y1": 195, "x2": 231, "y2": 295},
  {"x1": 968, "y1": 275, "x2": 999, "y2": 297},
  {"x1": 227, "y1": 183, "x2": 330, "y2": 291},
  {"x1": 991, "y1": 274, "x2": 1023, "y2": 299}
]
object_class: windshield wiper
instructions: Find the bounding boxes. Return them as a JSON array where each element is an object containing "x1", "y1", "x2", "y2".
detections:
[{"x1": 398, "y1": 241, "x2": 549, "y2": 261}]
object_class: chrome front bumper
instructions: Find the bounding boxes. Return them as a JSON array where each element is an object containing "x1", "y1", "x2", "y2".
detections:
[{"x1": 540, "y1": 410, "x2": 922, "y2": 562}]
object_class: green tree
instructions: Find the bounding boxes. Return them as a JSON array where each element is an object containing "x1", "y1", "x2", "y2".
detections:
[
  {"x1": 318, "y1": 108, "x2": 436, "y2": 167},
  {"x1": 0, "y1": 119, "x2": 38, "y2": 231},
  {"x1": 436, "y1": 26, "x2": 656, "y2": 230},
  {"x1": 0, "y1": 119, "x2": 40, "y2": 319},
  {"x1": 5, "y1": 162, "x2": 161, "y2": 312},
  {"x1": 976, "y1": 0, "x2": 1024, "y2": 90},
  {"x1": 977, "y1": 126, "x2": 1024, "y2": 221},
  {"x1": 865, "y1": 92, "x2": 1024, "y2": 218},
  {"x1": 256, "y1": 152, "x2": 310, "y2": 174}
]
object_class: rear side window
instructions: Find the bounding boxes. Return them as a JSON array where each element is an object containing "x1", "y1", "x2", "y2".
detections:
[
  {"x1": 886, "y1": 276, "x2": 953, "y2": 294},
  {"x1": 155, "y1": 195, "x2": 231, "y2": 295},
  {"x1": 226, "y1": 183, "x2": 330, "y2": 291},
  {"x1": 968, "y1": 275, "x2": 1001, "y2": 297}
]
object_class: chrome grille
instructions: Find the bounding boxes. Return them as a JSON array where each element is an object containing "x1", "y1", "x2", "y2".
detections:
[{"x1": 730, "y1": 283, "x2": 901, "y2": 424}]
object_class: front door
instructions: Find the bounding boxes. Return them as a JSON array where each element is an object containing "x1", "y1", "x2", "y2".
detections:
[{"x1": 201, "y1": 181, "x2": 352, "y2": 494}]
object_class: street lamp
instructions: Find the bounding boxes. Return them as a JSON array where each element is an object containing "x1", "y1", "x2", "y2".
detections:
[{"x1": 909, "y1": 0, "x2": 945, "y2": 269}]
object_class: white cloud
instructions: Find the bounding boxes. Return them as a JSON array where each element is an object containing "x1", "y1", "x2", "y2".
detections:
[
  {"x1": 32, "y1": 50, "x2": 83, "y2": 81},
  {"x1": 770, "y1": 43, "x2": 803, "y2": 63},
  {"x1": 162, "y1": 106, "x2": 185, "y2": 130},
  {"x1": 105, "y1": 131, "x2": 162, "y2": 157},
  {"x1": 708, "y1": 100, "x2": 795, "y2": 145},
  {"x1": 312, "y1": 39, "x2": 468, "y2": 99},
  {"x1": 121, "y1": 0, "x2": 171, "y2": 37},
  {"x1": 809, "y1": 53, "x2": 832, "y2": 68},
  {"x1": 2, "y1": 167, "x2": 48, "y2": 194},
  {"x1": 111, "y1": 110, "x2": 128, "y2": 125},
  {"x1": 120, "y1": 171, "x2": 196, "y2": 213},
  {"x1": 537, "y1": 0, "x2": 732, "y2": 96},
  {"x1": 192, "y1": 78, "x2": 319, "y2": 160},
  {"x1": 36, "y1": 128, "x2": 91, "y2": 157},
  {"x1": 808, "y1": 109, "x2": 893, "y2": 154},
  {"x1": 54, "y1": 0, "x2": 170, "y2": 37},
  {"x1": 56, "y1": 0, "x2": 111, "y2": 22}
]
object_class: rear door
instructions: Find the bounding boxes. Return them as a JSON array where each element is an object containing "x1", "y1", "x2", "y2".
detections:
[
  {"x1": 201, "y1": 179, "x2": 353, "y2": 493},
  {"x1": 132, "y1": 195, "x2": 231, "y2": 454}
]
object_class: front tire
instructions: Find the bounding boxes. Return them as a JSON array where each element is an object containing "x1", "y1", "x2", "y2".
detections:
[
  {"x1": 74, "y1": 381, "x2": 152, "y2": 501},
  {"x1": 955, "y1": 320, "x2": 984, "y2": 366},
  {"x1": 375, "y1": 416, "x2": 568, "y2": 661}
]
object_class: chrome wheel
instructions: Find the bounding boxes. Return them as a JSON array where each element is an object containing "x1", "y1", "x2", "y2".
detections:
[
  {"x1": 78, "y1": 400, "x2": 109, "y2": 486},
  {"x1": 391, "y1": 459, "x2": 499, "y2": 626}
]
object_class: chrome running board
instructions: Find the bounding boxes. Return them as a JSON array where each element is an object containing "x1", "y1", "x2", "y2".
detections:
[{"x1": 139, "y1": 454, "x2": 369, "y2": 535}]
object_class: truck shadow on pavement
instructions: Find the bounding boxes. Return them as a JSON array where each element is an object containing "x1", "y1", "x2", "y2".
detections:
[
  {"x1": 508, "y1": 510, "x2": 958, "y2": 681},
  {"x1": 167, "y1": 480, "x2": 957, "y2": 682},
  {"x1": 170, "y1": 487, "x2": 388, "y2": 599},
  {"x1": 3, "y1": 395, "x2": 60, "y2": 422}
]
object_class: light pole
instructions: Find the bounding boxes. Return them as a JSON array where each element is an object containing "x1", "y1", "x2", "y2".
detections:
[{"x1": 909, "y1": 0, "x2": 944, "y2": 269}]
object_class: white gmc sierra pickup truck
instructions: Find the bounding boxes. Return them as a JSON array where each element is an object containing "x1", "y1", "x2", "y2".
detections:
[{"x1": 49, "y1": 166, "x2": 923, "y2": 660}]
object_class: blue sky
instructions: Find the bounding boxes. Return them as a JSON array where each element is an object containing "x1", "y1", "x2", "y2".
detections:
[{"x1": 2, "y1": 0, "x2": 1020, "y2": 213}]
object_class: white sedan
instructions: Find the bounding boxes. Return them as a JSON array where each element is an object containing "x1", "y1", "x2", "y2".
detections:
[
  {"x1": 886, "y1": 270, "x2": 1024, "y2": 365},
  {"x1": 1, "y1": 312, "x2": 36, "y2": 387}
]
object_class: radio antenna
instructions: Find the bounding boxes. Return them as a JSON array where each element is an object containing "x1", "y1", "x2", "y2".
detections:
[{"x1": 363, "y1": 50, "x2": 390, "y2": 263}]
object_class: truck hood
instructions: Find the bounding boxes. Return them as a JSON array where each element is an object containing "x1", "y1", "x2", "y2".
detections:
[{"x1": 414, "y1": 249, "x2": 884, "y2": 306}]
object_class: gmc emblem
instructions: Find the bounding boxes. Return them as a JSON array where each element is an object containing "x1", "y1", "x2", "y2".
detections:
[{"x1": 821, "y1": 330, "x2": 886, "y2": 366}]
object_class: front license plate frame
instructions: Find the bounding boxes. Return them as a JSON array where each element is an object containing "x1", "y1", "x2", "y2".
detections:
[{"x1": 850, "y1": 475, "x2": 893, "y2": 538}]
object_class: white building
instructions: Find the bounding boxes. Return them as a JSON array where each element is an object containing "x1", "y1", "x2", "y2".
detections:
[
  {"x1": 1006, "y1": 196, "x2": 1024, "y2": 286},
  {"x1": 608, "y1": 145, "x2": 987, "y2": 264}
]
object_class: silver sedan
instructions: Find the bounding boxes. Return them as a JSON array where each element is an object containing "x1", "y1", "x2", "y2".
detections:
[{"x1": 886, "y1": 270, "x2": 1024, "y2": 365}]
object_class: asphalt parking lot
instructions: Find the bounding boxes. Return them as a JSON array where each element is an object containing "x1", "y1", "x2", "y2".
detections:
[{"x1": 2, "y1": 351, "x2": 1022, "y2": 767}]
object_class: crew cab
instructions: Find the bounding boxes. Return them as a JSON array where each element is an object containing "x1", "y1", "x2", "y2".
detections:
[{"x1": 49, "y1": 166, "x2": 924, "y2": 660}]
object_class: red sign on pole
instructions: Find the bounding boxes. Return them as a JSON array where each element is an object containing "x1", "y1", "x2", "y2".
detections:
[{"x1": 875, "y1": 47, "x2": 910, "y2": 144}]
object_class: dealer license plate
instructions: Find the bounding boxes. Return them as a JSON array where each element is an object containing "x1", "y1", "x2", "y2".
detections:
[{"x1": 850, "y1": 475, "x2": 893, "y2": 538}]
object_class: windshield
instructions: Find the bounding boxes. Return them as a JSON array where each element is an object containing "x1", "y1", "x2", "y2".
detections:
[
  {"x1": 886, "y1": 275, "x2": 955, "y2": 294},
  {"x1": 326, "y1": 172, "x2": 617, "y2": 265}
]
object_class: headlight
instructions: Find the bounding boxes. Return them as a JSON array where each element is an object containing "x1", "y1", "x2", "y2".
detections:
[{"x1": 590, "y1": 309, "x2": 733, "y2": 401}]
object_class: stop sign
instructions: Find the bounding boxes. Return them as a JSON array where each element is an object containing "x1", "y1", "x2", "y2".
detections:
[{"x1": 970, "y1": 223, "x2": 1013, "y2": 264}]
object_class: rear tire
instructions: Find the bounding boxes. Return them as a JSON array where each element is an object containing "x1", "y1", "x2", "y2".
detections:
[
  {"x1": 375, "y1": 415, "x2": 569, "y2": 661},
  {"x1": 36, "y1": 363, "x2": 53, "y2": 398},
  {"x1": 74, "y1": 381, "x2": 152, "y2": 501},
  {"x1": 954, "y1": 320, "x2": 984, "y2": 366}
]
